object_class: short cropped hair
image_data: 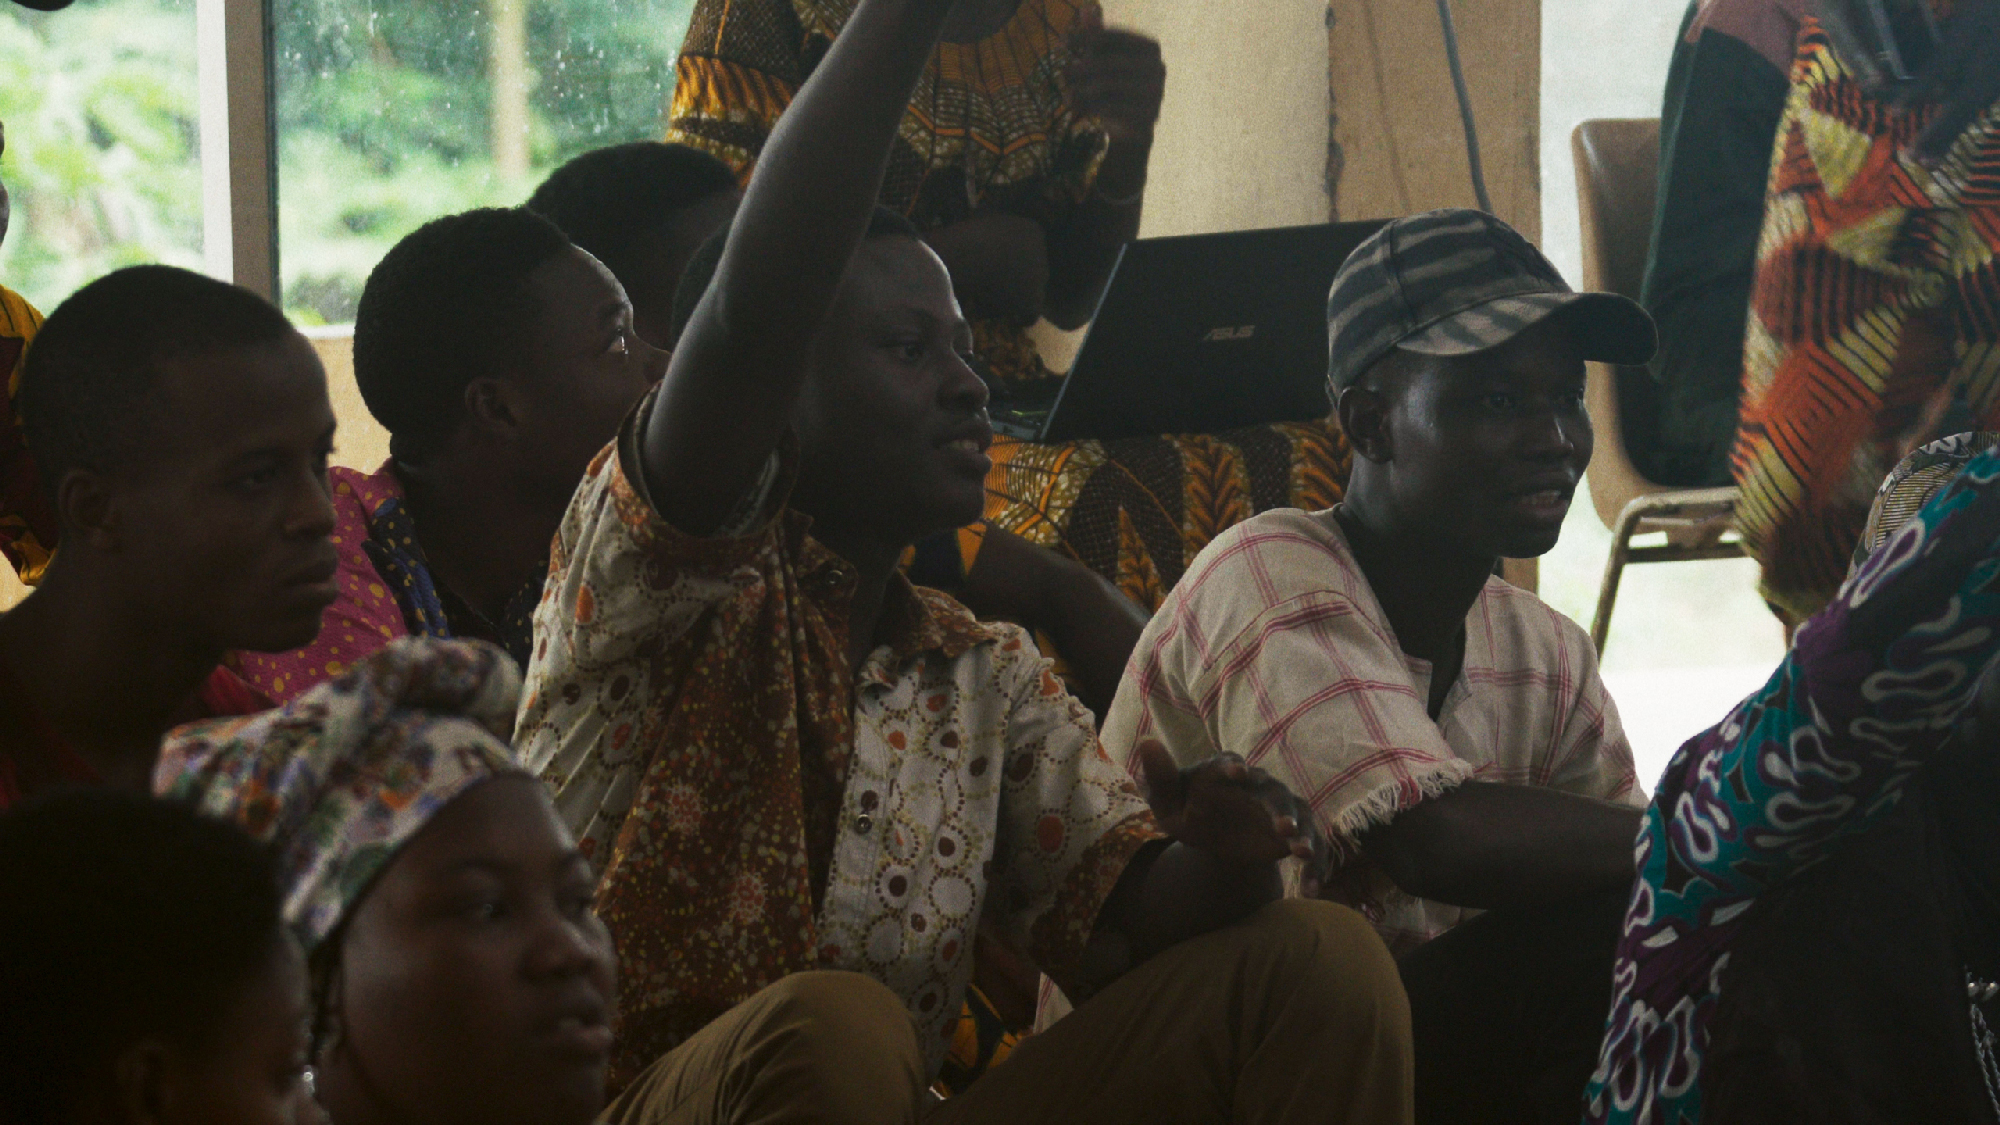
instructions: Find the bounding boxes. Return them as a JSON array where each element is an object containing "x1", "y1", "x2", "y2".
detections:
[
  {"x1": 0, "y1": 790, "x2": 285, "y2": 1125},
  {"x1": 669, "y1": 205, "x2": 924, "y2": 347},
  {"x1": 352, "y1": 207, "x2": 574, "y2": 461},
  {"x1": 526, "y1": 142, "x2": 739, "y2": 296},
  {"x1": 19, "y1": 265, "x2": 295, "y2": 503}
]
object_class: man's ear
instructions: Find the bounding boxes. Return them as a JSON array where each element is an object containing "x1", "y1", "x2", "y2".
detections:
[
  {"x1": 112, "y1": 1038, "x2": 174, "y2": 1125},
  {"x1": 1336, "y1": 384, "x2": 1394, "y2": 464},
  {"x1": 463, "y1": 377, "x2": 523, "y2": 439},
  {"x1": 55, "y1": 468, "x2": 120, "y2": 551}
]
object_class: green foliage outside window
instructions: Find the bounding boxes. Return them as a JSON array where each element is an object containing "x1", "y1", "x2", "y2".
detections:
[
  {"x1": 276, "y1": 0, "x2": 693, "y2": 323},
  {"x1": 0, "y1": 0, "x2": 694, "y2": 322},
  {"x1": 0, "y1": 0, "x2": 202, "y2": 313}
]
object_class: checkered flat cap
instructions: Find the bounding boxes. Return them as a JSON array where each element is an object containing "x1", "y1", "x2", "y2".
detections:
[{"x1": 1325, "y1": 208, "x2": 1656, "y2": 393}]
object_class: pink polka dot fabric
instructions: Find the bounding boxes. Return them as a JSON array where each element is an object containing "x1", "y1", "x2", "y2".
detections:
[{"x1": 234, "y1": 463, "x2": 409, "y2": 704}]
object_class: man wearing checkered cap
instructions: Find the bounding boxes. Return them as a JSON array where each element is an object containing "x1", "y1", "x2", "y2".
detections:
[{"x1": 1102, "y1": 209, "x2": 1655, "y2": 1124}]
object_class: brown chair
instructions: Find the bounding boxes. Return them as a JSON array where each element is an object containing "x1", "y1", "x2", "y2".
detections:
[{"x1": 1571, "y1": 118, "x2": 1743, "y2": 653}]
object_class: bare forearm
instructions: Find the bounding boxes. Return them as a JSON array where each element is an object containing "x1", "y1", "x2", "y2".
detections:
[
  {"x1": 1035, "y1": 569, "x2": 1146, "y2": 716},
  {"x1": 1042, "y1": 138, "x2": 1148, "y2": 329},
  {"x1": 646, "y1": 0, "x2": 950, "y2": 530},
  {"x1": 1359, "y1": 781, "x2": 1641, "y2": 910},
  {"x1": 957, "y1": 526, "x2": 1147, "y2": 715}
]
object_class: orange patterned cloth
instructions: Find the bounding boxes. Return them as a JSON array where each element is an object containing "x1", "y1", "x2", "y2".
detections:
[
  {"x1": 0, "y1": 284, "x2": 48, "y2": 585},
  {"x1": 665, "y1": 0, "x2": 1106, "y2": 385},
  {"x1": 987, "y1": 418, "x2": 1352, "y2": 609},
  {"x1": 665, "y1": 0, "x2": 1354, "y2": 600},
  {"x1": 515, "y1": 397, "x2": 1163, "y2": 1088},
  {"x1": 1733, "y1": 14, "x2": 2000, "y2": 621}
]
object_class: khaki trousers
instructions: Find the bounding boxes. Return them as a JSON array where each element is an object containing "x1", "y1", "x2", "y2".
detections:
[{"x1": 604, "y1": 898, "x2": 1413, "y2": 1125}]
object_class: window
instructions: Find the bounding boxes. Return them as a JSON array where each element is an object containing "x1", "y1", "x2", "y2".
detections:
[
  {"x1": 273, "y1": 0, "x2": 695, "y2": 325},
  {"x1": 0, "y1": 0, "x2": 202, "y2": 312}
]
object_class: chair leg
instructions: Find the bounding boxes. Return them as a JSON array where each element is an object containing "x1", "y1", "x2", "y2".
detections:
[{"x1": 1590, "y1": 509, "x2": 1644, "y2": 653}]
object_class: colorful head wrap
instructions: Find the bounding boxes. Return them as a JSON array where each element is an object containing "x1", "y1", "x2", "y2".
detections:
[
  {"x1": 1852, "y1": 432, "x2": 2000, "y2": 573},
  {"x1": 155, "y1": 637, "x2": 522, "y2": 950}
]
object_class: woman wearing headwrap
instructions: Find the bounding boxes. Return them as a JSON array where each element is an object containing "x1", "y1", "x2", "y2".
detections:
[{"x1": 156, "y1": 637, "x2": 621, "y2": 1125}]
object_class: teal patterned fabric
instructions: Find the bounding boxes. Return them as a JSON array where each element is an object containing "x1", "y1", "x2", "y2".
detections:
[{"x1": 1587, "y1": 445, "x2": 2000, "y2": 1124}]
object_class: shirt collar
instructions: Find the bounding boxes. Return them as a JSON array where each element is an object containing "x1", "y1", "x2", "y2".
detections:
[{"x1": 793, "y1": 531, "x2": 1010, "y2": 690}]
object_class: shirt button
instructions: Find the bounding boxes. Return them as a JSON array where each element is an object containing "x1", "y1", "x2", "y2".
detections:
[{"x1": 854, "y1": 813, "x2": 874, "y2": 835}]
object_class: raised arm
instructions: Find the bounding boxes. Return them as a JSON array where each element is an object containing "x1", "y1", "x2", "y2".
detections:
[
  {"x1": 1041, "y1": 15, "x2": 1163, "y2": 329},
  {"x1": 642, "y1": 0, "x2": 952, "y2": 533}
]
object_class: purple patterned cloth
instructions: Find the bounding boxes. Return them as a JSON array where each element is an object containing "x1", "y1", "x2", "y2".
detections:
[{"x1": 1586, "y1": 442, "x2": 2000, "y2": 1124}]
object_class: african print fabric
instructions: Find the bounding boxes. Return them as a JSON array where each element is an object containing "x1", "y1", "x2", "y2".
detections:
[
  {"x1": 158, "y1": 636, "x2": 521, "y2": 951},
  {"x1": 515, "y1": 395, "x2": 1163, "y2": 1089},
  {"x1": 665, "y1": 0, "x2": 1353, "y2": 602},
  {"x1": 1586, "y1": 445, "x2": 2000, "y2": 1125},
  {"x1": 1852, "y1": 429, "x2": 2000, "y2": 565},
  {"x1": 0, "y1": 285, "x2": 48, "y2": 584},
  {"x1": 234, "y1": 461, "x2": 539, "y2": 704},
  {"x1": 1102, "y1": 508, "x2": 1640, "y2": 953},
  {"x1": 987, "y1": 418, "x2": 1351, "y2": 610},
  {"x1": 666, "y1": 0, "x2": 1105, "y2": 385},
  {"x1": 1732, "y1": 15, "x2": 2000, "y2": 623}
]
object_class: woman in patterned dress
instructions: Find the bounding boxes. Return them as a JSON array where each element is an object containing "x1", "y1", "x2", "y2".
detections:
[
  {"x1": 1732, "y1": 0, "x2": 2000, "y2": 624},
  {"x1": 663, "y1": 0, "x2": 1351, "y2": 610},
  {"x1": 1587, "y1": 433, "x2": 2000, "y2": 1125}
]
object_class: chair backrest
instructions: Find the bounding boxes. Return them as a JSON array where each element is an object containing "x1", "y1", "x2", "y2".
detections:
[
  {"x1": 1573, "y1": 118, "x2": 1660, "y2": 302},
  {"x1": 1571, "y1": 117, "x2": 1664, "y2": 529}
]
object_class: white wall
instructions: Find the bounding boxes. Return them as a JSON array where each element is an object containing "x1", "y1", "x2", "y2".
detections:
[
  {"x1": 1538, "y1": 0, "x2": 1685, "y2": 282},
  {"x1": 1102, "y1": 0, "x2": 1331, "y2": 237}
]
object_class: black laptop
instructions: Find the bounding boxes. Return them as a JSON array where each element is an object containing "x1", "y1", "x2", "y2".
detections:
[{"x1": 988, "y1": 219, "x2": 1388, "y2": 444}]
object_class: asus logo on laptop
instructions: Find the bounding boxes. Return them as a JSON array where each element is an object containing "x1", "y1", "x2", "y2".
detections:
[{"x1": 1202, "y1": 324, "x2": 1257, "y2": 342}]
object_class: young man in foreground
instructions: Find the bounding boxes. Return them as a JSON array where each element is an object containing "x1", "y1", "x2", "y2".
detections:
[
  {"x1": 0, "y1": 265, "x2": 338, "y2": 804},
  {"x1": 513, "y1": 0, "x2": 1414, "y2": 1116},
  {"x1": 1104, "y1": 209, "x2": 1655, "y2": 1124}
]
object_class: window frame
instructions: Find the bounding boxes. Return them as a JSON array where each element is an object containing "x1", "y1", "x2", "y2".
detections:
[{"x1": 196, "y1": 0, "x2": 276, "y2": 300}]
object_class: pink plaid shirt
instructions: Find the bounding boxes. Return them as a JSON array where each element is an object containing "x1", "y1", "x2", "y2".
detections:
[{"x1": 1101, "y1": 509, "x2": 1640, "y2": 951}]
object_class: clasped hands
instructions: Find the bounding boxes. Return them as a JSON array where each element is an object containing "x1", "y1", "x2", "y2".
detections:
[{"x1": 1136, "y1": 740, "x2": 1330, "y2": 896}]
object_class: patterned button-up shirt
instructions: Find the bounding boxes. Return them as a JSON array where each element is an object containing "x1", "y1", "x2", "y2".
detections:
[
  {"x1": 1102, "y1": 508, "x2": 1640, "y2": 951},
  {"x1": 515, "y1": 404, "x2": 1161, "y2": 1086}
]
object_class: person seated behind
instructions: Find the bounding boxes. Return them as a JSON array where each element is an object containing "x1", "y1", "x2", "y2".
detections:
[
  {"x1": 161, "y1": 638, "x2": 620, "y2": 1125},
  {"x1": 0, "y1": 120, "x2": 55, "y2": 589},
  {"x1": 527, "y1": 140, "x2": 1147, "y2": 714},
  {"x1": 1103, "y1": 209, "x2": 1654, "y2": 1124},
  {"x1": 1589, "y1": 432, "x2": 2000, "y2": 1125},
  {"x1": 233, "y1": 208, "x2": 665, "y2": 704},
  {"x1": 514, "y1": 0, "x2": 1413, "y2": 1117},
  {"x1": 524, "y1": 141, "x2": 743, "y2": 353},
  {"x1": 0, "y1": 789, "x2": 312, "y2": 1125},
  {"x1": 0, "y1": 266, "x2": 337, "y2": 807},
  {"x1": 670, "y1": 0, "x2": 1356, "y2": 639},
  {"x1": 1630, "y1": 0, "x2": 1801, "y2": 488}
]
